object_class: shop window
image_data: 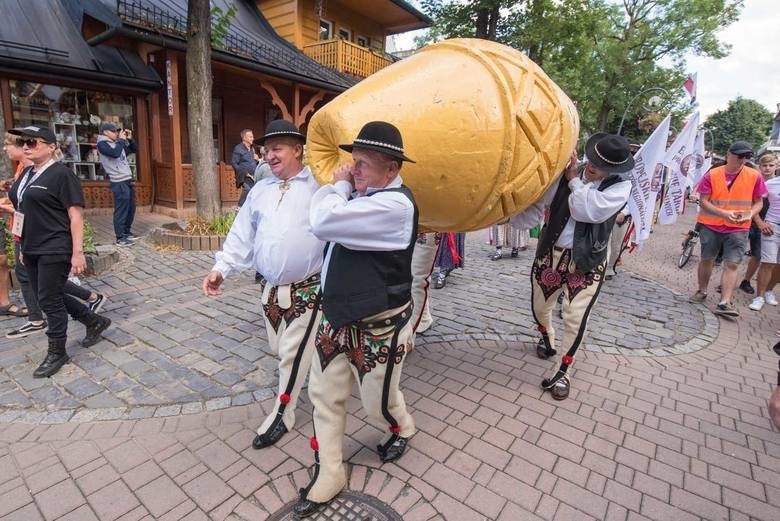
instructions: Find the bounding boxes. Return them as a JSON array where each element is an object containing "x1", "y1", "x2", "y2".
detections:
[
  {"x1": 357, "y1": 35, "x2": 369, "y2": 48},
  {"x1": 9, "y1": 80, "x2": 137, "y2": 181},
  {"x1": 319, "y1": 19, "x2": 333, "y2": 40},
  {"x1": 338, "y1": 27, "x2": 352, "y2": 41}
]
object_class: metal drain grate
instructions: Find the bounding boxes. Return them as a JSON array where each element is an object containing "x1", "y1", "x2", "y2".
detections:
[{"x1": 267, "y1": 491, "x2": 403, "y2": 521}]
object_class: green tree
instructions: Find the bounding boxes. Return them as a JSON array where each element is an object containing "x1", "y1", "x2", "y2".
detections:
[
  {"x1": 704, "y1": 98, "x2": 773, "y2": 156},
  {"x1": 418, "y1": 0, "x2": 743, "y2": 136}
]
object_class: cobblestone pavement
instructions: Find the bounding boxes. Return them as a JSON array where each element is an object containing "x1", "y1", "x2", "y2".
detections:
[{"x1": 0, "y1": 210, "x2": 779, "y2": 521}]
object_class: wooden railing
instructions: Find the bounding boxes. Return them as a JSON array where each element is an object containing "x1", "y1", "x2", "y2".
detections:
[{"x1": 303, "y1": 38, "x2": 394, "y2": 78}]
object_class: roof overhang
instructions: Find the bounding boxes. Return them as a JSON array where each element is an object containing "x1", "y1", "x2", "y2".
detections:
[{"x1": 329, "y1": 0, "x2": 432, "y2": 35}]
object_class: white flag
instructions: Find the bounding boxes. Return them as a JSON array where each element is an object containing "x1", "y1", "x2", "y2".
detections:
[
  {"x1": 686, "y1": 130, "x2": 708, "y2": 189},
  {"x1": 626, "y1": 115, "x2": 671, "y2": 245},
  {"x1": 658, "y1": 112, "x2": 700, "y2": 225}
]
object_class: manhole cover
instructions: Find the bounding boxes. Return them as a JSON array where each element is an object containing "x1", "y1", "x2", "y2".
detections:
[{"x1": 268, "y1": 491, "x2": 403, "y2": 521}]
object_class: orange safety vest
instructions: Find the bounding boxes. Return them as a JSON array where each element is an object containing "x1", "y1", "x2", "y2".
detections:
[{"x1": 697, "y1": 165, "x2": 759, "y2": 229}]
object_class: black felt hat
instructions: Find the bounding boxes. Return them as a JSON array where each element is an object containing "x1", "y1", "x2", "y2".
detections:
[
  {"x1": 253, "y1": 120, "x2": 305, "y2": 146},
  {"x1": 339, "y1": 121, "x2": 415, "y2": 163},
  {"x1": 585, "y1": 133, "x2": 635, "y2": 173}
]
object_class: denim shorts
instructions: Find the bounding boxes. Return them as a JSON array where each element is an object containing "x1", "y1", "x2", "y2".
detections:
[{"x1": 699, "y1": 225, "x2": 748, "y2": 264}]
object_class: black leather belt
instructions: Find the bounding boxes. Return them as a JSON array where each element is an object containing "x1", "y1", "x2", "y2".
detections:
[{"x1": 356, "y1": 304, "x2": 413, "y2": 330}]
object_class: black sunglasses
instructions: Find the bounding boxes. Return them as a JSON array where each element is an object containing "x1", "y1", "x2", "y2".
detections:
[
  {"x1": 736, "y1": 152, "x2": 753, "y2": 159},
  {"x1": 14, "y1": 137, "x2": 45, "y2": 148}
]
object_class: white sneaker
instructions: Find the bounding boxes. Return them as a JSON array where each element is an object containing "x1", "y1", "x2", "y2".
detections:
[
  {"x1": 765, "y1": 292, "x2": 778, "y2": 306},
  {"x1": 749, "y1": 296, "x2": 765, "y2": 311}
]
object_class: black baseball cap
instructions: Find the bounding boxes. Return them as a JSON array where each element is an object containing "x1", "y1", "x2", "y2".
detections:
[
  {"x1": 8, "y1": 125, "x2": 56, "y2": 143},
  {"x1": 728, "y1": 141, "x2": 753, "y2": 155}
]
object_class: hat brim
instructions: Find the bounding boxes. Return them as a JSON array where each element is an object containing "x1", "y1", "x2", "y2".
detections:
[
  {"x1": 254, "y1": 132, "x2": 305, "y2": 147},
  {"x1": 728, "y1": 148, "x2": 753, "y2": 155},
  {"x1": 8, "y1": 127, "x2": 55, "y2": 143},
  {"x1": 339, "y1": 143, "x2": 416, "y2": 163},
  {"x1": 585, "y1": 133, "x2": 635, "y2": 173}
]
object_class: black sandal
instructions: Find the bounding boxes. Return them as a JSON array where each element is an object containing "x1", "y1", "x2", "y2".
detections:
[{"x1": 0, "y1": 304, "x2": 28, "y2": 317}]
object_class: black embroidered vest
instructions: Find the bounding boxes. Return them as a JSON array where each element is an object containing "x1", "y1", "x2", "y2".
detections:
[
  {"x1": 536, "y1": 170, "x2": 626, "y2": 273},
  {"x1": 322, "y1": 185, "x2": 419, "y2": 330}
]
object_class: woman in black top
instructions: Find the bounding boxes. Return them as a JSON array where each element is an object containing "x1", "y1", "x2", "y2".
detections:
[{"x1": 5, "y1": 126, "x2": 111, "y2": 378}]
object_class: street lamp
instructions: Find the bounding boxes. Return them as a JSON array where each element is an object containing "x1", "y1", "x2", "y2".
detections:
[{"x1": 616, "y1": 87, "x2": 672, "y2": 136}]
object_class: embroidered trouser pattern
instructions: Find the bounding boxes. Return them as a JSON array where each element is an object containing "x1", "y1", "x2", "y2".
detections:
[
  {"x1": 303, "y1": 304, "x2": 416, "y2": 503},
  {"x1": 258, "y1": 274, "x2": 321, "y2": 436},
  {"x1": 530, "y1": 248, "x2": 606, "y2": 386}
]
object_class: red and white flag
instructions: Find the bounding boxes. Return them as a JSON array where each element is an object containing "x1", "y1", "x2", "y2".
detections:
[
  {"x1": 682, "y1": 73, "x2": 697, "y2": 104},
  {"x1": 658, "y1": 112, "x2": 700, "y2": 225}
]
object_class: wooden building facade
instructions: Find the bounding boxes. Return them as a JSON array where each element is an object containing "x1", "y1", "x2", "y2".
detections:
[{"x1": 0, "y1": 0, "x2": 428, "y2": 216}]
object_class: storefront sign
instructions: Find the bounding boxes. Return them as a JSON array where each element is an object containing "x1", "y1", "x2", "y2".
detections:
[{"x1": 166, "y1": 59, "x2": 174, "y2": 116}]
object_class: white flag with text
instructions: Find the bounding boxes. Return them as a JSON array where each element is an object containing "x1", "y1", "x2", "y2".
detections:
[
  {"x1": 658, "y1": 112, "x2": 700, "y2": 225},
  {"x1": 626, "y1": 115, "x2": 671, "y2": 244}
]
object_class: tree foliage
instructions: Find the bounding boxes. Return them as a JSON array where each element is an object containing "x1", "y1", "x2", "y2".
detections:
[
  {"x1": 704, "y1": 98, "x2": 773, "y2": 156},
  {"x1": 418, "y1": 0, "x2": 743, "y2": 138}
]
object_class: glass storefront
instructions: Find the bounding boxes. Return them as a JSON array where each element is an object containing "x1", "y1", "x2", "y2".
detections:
[{"x1": 9, "y1": 80, "x2": 137, "y2": 181}]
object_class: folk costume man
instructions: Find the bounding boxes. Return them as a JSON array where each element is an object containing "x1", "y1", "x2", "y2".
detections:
[
  {"x1": 295, "y1": 122, "x2": 418, "y2": 518},
  {"x1": 523, "y1": 134, "x2": 633, "y2": 400},
  {"x1": 203, "y1": 120, "x2": 323, "y2": 450}
]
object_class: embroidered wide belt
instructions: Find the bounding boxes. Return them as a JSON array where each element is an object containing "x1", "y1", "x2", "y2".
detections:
[
  {"x1": 260, "y1": 273, "x2": 321, "y2": 309},
  {"x1": 355, "y1": 303, "x2": 413, "y2": 331}
]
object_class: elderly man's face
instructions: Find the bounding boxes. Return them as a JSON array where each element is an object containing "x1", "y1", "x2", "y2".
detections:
[
  {"x1": 351, "y1": 149, "x2": 399, "y2": 195},
  {"x1": 265, "y1": 138, "x2": 303, "y2": 180},
  {"x1": 584, "y1": 162, "x2": 610, "y2": 183}
]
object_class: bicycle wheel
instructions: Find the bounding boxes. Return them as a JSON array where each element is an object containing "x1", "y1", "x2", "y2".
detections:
[{"x1": 678, "y1": 241, "x2": 694, "y2": 268}]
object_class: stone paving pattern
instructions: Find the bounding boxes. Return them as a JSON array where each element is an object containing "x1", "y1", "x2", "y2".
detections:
[
  {"x1": 0, "y1": 211, "x2": 778, "y2": 520},
  {"x1": 1, "y1": 215, "x2": 715, "y2": 417}
]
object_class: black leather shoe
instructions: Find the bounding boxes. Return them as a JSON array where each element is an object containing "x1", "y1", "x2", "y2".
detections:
[
  {"x1": 511, "y1": 247, "x2": 519, "y2": 257},
  {"x1": 378, "y1": 436, "x2": 408, "y2": 463},
  {"x1": 252, "y1": 422, "x2": 288, "y2": 449},
  {"x1": 293, "y1": 495, "x2": 326, "y2": 518},
  {"x1": 83, "y1": 316, "x2": 111, "y2": 348},
  {"x1": 33, "y1": 352, "x2": 70, "y2": 378},
  {"x1": 536, "y1": 338, "x2": 556, "y2": 359}
]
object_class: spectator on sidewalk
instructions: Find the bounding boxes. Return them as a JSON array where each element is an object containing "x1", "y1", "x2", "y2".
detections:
[
  {"x1": 97, "y1": 123, "x2": 138, "y2": 246},
  {"x1": 296, "y1": 121, "x2": 418, "y2": 517},
  {"x1": 740, "y1": 153, "x2": 777, "y2": 294},
  {"x1": 204, "y1": 120, "x2": 323, "y2": 451},
  {"x1": 6, "y1": 126, "x2": 110, "y2": 378},
  {"x1": 231, "y1": 129, "x2": 258, "y2": 207},
  {"x1": 0, "y1": 134, "x2": 30, "y2": 319},
  {"x1": 748, "y1": 154, "x2": 780, "y2": 311},
  {"x1": 690, "y1": 142, "x2": 767, "y2": 318}
]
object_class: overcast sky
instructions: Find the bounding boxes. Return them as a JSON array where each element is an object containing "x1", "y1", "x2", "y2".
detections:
[
  {"x1": 686, "y1": 0, "x2": 777, "y2": 119},
  {"x1": 390, "y1": 0, "x2": 777, "y2": 120}
]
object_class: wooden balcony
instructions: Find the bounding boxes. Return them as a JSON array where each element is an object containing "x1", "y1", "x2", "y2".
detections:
[{"x1": 303, "y1": 38, "x2": 394, "y2": 78}]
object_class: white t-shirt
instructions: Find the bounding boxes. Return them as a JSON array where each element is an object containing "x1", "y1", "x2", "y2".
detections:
[{"x1": 764, "y1": 177, "x2": 780, "y2": 224}]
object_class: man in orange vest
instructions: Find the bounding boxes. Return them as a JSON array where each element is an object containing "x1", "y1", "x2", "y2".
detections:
[{"x1": 691, "y1": 141, "x2": 768, "y2": 317}]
